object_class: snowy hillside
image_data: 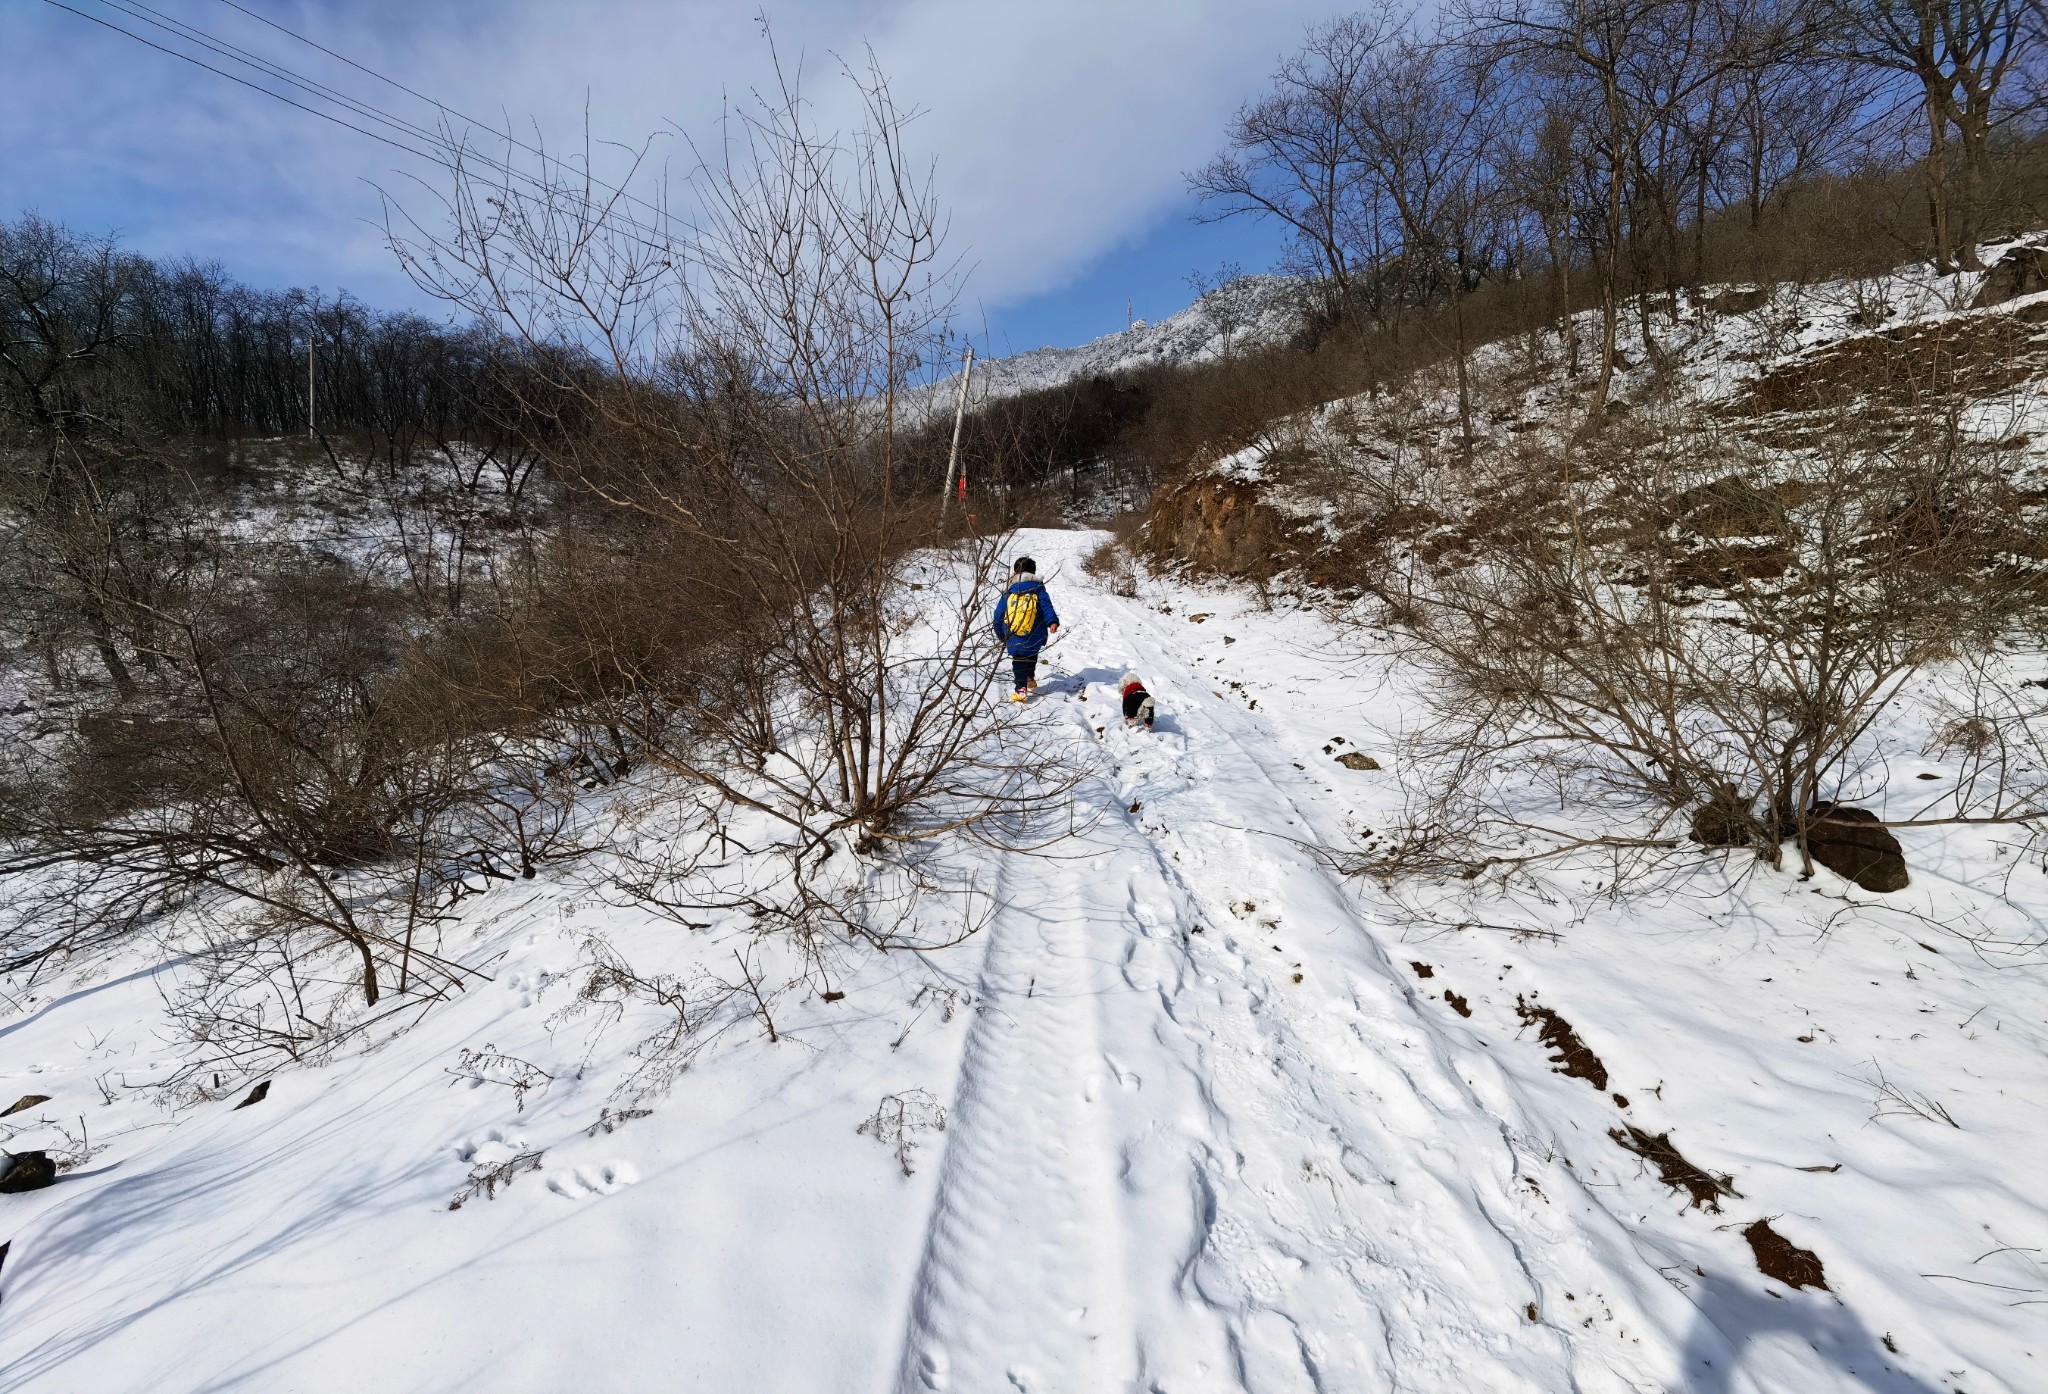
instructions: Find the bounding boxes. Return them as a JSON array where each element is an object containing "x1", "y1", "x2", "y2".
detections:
[
  {"x1": 3, "y1": 522, "x2": 2043, "y2": 1392},
  {"x1": 1191, "y1": 238, "x2": 2048, "y2": 526},
  {"x1": 959, "y1": 273, "x2": 1309, "y2": 401}
]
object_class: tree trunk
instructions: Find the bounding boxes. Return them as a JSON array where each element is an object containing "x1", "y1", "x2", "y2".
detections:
[
  {"x1": 1452, "y1": 266, "x2": 1474, "y2": 455},
  {"x1": 353, "y1": 933, "x2": 381, "y2": 1006},
  {"x1": 87, "y1": 612, "x2": 136, "y2": 701},
  {"x1": 1954, "y1": 109, "x2": 1990, "y2": 271},
  {"x1": 1594, "y1": 159, "x2": 1623, "y2": 420},
  {"x1": 1925, "y1": 96, "x2": 1956, "y2": 272}
]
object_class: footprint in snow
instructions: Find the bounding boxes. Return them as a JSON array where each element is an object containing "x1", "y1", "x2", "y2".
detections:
[
  {"x1": 1103, "y1": 1055, "x2": 1143, "y2": 1092},
  {"x1": 453, "y1": 1127, "x2": 525, "y2": 1164},
  {"x1": 1121, "y1": 939, "x2": 1164, "y2": 991},
  {"x1": 548, "y1": 1161, "x2": 639, "y2": 1199}
]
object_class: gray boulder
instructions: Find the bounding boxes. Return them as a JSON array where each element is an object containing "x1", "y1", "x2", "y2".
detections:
[{"x1": 1973, "y1": 245, "x2": 2048, "y2": 308}]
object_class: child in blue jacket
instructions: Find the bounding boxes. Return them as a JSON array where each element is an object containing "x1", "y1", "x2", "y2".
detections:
[{"x1": 993, "y1": 557, "x2": 1059, "y2": 701}]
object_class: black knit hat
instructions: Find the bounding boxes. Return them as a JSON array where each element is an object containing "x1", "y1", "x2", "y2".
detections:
[{"x1": 1013, "y1": 557, "x2": 1036, "y2": 575}]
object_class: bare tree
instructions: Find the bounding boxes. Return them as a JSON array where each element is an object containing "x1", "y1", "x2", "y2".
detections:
[
  {"x1": 1465, "y1": 0, "x2": 1660, "y2": 414},
  {"x1": 1347, "y1": 25, "x2": 1517, "y2": 446},
  {"x1": 1466, "y1": 0, "x2": 1777, "y2": 411},
  {"x1": 1188, "y1": 10, "x2": 1401, "y2": 322},
  {"x1": 1719, "y1": 0, "x2": 1872, "y2": 239},
  {"x1": 1826, "y1": 0, "x2": 2041, "y2": 271},
  {"x1": 387, "y1": 42, "x2": 1085, "y2": 933}
]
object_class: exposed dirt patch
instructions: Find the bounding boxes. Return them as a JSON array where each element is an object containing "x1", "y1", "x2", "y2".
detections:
[
  {"x1": 1732, "y1": 300, "x2": 2048, "y2": 426},
  {"x1": 1515, "y1": 996, "x2": 1609, "y2": 1090},
  {"x1": 1410, "y1": 961, "x2": 1434, "y2": 979},
  {"x1": 1668, "y1": 474, "x2": 1784, "y2": 538},
  {"x1": 1608, "y1": 1125, "x2": 1740, "y2": 1212},
  {"x1": 1689, "y1": 791, "x2": 1760, "y2": 848},
  {"x1": 1142, "y1": 474, "x2": 1306, "y2": 581},
  {"x1": 1744, "y1": 1218, "x2": 1830, "y2": 1290},
  {"x1": 1662, "y1": 539, "x2": 1793, "y2": 589},
  {"x1": 1443, "y1": 990, "x2": 1472, "y2": 1017}
]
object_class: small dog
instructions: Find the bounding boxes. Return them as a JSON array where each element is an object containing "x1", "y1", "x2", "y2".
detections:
[{"x1": 1119, "y1": 672, "x2": 1156, "y2": 730}]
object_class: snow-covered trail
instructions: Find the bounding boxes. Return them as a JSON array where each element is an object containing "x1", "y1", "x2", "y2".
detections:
[
  {"x1": 4, "y1": 527, "x2": 2028, "y2": 1392},
  {"x1": 891, "y1": 818, "x2": 1132, "y2": 1390},
  {"x1": 893, "y1": 532, "x2": 1675, "y2": 1393}
]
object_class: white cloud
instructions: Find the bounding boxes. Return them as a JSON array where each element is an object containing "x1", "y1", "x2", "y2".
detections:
[{"x1": 1, "y1": 0, "x2": 1331, "y2": 310}]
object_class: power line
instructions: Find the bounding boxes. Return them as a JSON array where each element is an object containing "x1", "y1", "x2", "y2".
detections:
[
  {"x1": 109, "y1": 0, "x2": 452, "y2": 151},
  {"x1": 195, "y1": 0, "x2": 694, "y2": 239},
  {"x1": 42, "y1": 0, "x2": 448, "y2": 169},
  {"x1": 40, "y1": 0, "x2": 689, "y2": 253},
  {"x1": 212, "y1": 0, "x2": 571, "y2": 174}
]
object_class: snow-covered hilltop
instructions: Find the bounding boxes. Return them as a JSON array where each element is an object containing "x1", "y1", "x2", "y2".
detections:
[{"x1": 962, "y1": 273, "x2": 1309, "y2": 400}]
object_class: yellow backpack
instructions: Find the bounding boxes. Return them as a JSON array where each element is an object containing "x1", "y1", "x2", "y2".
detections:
[{"x1": 1003, "y1": 588, "x2": 1039, "y2": 639}]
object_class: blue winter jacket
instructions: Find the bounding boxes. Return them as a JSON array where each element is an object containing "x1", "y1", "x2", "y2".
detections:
[{"x1": 993, "y1": 577, "x2": 1059, "y2": 656}]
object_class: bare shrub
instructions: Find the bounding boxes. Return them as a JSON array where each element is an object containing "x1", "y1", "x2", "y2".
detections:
[
  {"x1": 548, "y1": 935, "x2": 768, "y2": 1102},
  {"x1": 385, "y1": 40, "x2": 1091, "y2": 980},
  {"x1": 1862, "y1": 1061, "x2": 1961, "y2": 1128},
  {"x1": 585, "y1": 1106, "x2": 652, "y2": 1137},
  {"x1": 857, "y1": 1088, "x2": 947, "y2": 1176},
  {"x1": 1082, "y1": 534, "x2": 1140, "y2": 598},
  {"x1": 447, "y1": 1046, "x2": 554, "y2": 1112},
  {"x1": 0, "y1": 525, "x2": 618, "y2": 1098},
  {"x1": 0, "y1": 557, "x2": 566, "y2": 1009},
  {"x1": 889, "y1": 981, "x2": 969, "y2": 1050},
  {"x1": 447, "y1": 1149, "x2": 544, "y2": 1209},
  {"x1": 1350, "y1": 392, "x2": 2048, "y2": 884}
]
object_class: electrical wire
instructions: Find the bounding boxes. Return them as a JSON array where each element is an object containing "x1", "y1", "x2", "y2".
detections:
[
  {"x1": 193, "y1": 0, "x2": 693, "y2": 239},
  {"x1": 109, "y1": 0, "x2": 459, "y2": 152},
  {"x1": 39, "y1": 0, "x2": 688, "y2": 252},
  {"x1": 212, "y1": 0, "x2": 580, "y2": 175},
  {"x1": 43, "y1": 0, "x2": 449, "y2": 169}
]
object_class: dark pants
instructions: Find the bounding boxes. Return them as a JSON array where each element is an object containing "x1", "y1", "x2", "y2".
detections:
[{"x1": 1010, "y1": 655, "x2": 1038, "y2": 691}]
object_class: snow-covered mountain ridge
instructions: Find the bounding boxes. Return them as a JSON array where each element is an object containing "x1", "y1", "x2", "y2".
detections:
[{"x1": 959, "y1": 273, "x2": 1310, "y2": 401}]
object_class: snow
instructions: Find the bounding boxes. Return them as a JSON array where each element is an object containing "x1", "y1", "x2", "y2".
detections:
[
  {"x1": 3, "y1": 526, "x2": 2042, "y2": 1392},
  {"x1": 950, "y1": 274, "x2": 1309, "y2": 402}
]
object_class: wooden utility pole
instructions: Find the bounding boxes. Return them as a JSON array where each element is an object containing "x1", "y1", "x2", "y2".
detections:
[
  {"x1": 307, "y1": 333, "x2": 315, "y2": 440},
  {"x1": 940, "y1": 344, "x2": 974, "y2": 520}
]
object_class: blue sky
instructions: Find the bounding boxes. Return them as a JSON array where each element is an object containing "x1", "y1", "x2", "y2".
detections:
[{"x1": 2, "y1": 0, "x2": 1324, "y2": 355}]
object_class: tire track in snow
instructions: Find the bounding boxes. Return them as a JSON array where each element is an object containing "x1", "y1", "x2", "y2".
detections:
[
  {"x1": 892, "y1": 841, "x2": 1133, "y2": 1392},
  {"x1": 898, "y1": 537, "x2": 1669, "y2": 1393}
]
